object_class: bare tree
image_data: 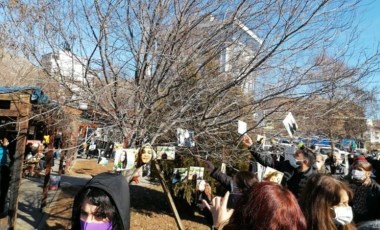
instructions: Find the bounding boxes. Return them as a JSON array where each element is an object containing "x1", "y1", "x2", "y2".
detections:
[{"x1": 0, "y1": 0, "x2": 379, "y2": 161}]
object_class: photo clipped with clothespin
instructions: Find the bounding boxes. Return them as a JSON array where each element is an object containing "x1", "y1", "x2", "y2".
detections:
[
  {"x1": 156, "y1": 146, "x2": 175, "y2": 160},
  {"x1": 256, "y1": 162, "x2": 266, "y2": 182},
  {"x1": 238, "y1": 120, "x2": 247, "y2": 135},
  {"x1": 220, "y1": 163, "x2": 226, "y2": 174},
  {"x1": 256, "y1": 134, "x2": 265, "y2": 144},
  {"x1": 177, "y1": 128, "x2": 195, "y2": 147},
  {"x1": 172, "y1": 168, "x2": 188, "y2": 184},
  {"x1": 282, "y1": 112, "x2": 298, "y2": 138},
  {"x1": 188, "y1": 166, "x2": 205, "y2": 180}
]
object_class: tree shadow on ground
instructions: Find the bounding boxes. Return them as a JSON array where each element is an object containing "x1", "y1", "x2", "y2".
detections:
[
  {"x1": 40, "y1": 173, "x2": 209, "y2": 229},
  {"x1": 130, "y1": 184, "x2": 209, "y2": 225}
]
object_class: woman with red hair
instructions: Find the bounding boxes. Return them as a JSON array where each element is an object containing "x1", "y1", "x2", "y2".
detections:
[{"x1": 203, "y1": 182, "x2": 307, "y2": 230}]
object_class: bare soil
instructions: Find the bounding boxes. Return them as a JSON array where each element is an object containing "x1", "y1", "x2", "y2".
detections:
[{"x1": 44, "y1": 159, "x2": 210, "y2": 230}]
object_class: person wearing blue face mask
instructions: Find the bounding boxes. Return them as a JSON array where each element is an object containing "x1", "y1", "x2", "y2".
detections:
[
  {"x1": 349, "y1": 157, "x2": 380, "y2": 224},
  {"x1": 71, "y1": 172, "x2": 130, "y2": 230},
  {"x1": 242, "y1": 134, "x2": 316, "y2": 199}
]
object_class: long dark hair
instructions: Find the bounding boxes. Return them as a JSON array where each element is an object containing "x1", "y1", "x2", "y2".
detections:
[
  {"x1": 233, "y1": 171, "x2": 258, "y2": 193},
  {"x1": 71, "y1": 187, "x2": 123, "y2": 229},
  {"x1": 225, "y1": 182, "x2": 307, "y2": 230}
]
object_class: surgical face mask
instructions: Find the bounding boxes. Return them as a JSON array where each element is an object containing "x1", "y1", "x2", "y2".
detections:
[
  {"x1": 352, "y1": 169, "x2": 365, "y2": 181},
  {"x1": 289, "y1": 157, "x2": 301, "y2": 168},
  {"x1": 333, "y1": 206, "x2": 353, "y2": 225},
  {"x1": 80, "y1": 220, "x2": 112, "y2": 230}
]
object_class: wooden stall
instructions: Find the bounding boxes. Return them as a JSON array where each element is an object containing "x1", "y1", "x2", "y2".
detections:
[{"x1": 0, "y1": 88, "x2": 32, "y2": 229}]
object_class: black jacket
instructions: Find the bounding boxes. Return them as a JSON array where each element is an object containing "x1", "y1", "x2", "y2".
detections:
[
  {"x1": 210, "y1": 168, "x2": 233, "y2": 191},
  {"x1": 367, "y1": 157, "x2": 380, "y2": 184},
  {"x1": 73, "y1": 172, "x2": 130, "y2": 229},
  {"x1": 353, "y1": 180, "x2": 380, "y2": 224},
  {"x1": 250, "y1": 147, "x2": 316, "y2": 199}
]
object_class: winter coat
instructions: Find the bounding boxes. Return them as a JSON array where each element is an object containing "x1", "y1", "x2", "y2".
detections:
[
  {"x1": 367, "y1": 157, "x2": 380, "y2": 184},
  {"x1": 357, "y1": 220, "x2": 380, "y2": 230},
  {"x1": 250, "y1": 147, "x2": 316, "y2": 199},
  {"x1": 0, "y1": 147, "x2": 9, "y2": 167},
  {"x1": 210, "y1": 168, "x2": 234, "y2": 191},
  {"x1": 352, "y1": 179, "x2": 380, "y2": 224}
]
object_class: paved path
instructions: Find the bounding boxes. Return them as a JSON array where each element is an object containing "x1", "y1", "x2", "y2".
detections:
[{"x1": 0, "y1": 159, "x2": 92, "y2": 230}]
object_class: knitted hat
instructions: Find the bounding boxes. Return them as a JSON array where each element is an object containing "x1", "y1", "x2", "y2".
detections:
[{"x1": 354, "y1": 155, "x2": 367, "y2": 162}]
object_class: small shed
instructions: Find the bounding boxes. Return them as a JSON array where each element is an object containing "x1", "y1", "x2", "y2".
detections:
[{"x1": 0, "y1": 86, "x2": 48, "y2": 229}]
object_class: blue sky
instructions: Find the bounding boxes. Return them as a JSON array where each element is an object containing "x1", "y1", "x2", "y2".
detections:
[
  {"x1": 356, "y1": 0, "x2": 380, "y2": 118},
  {"x1": 359, "y1": 0, "x2": 380, "y2": 74}
]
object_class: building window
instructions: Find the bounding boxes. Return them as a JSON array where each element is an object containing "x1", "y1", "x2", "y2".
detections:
[{"x1": 0, "y1": 100, "x2": 11, "y2": 109}]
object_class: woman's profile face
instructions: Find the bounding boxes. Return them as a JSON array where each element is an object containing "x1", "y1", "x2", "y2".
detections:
[{"x1": 80, "y1": 198, "x2": 110, "y2": 223}]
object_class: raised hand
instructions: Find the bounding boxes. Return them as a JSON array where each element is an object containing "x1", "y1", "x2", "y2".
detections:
[
  {"x1": 242, "y1": 134, "x2": 253, "y2": 148},
  {"x1": 202, "y1": 191, "x2": 234, "y2": 228}
]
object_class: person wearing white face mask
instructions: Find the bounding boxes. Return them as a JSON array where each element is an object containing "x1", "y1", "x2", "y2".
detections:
[
  {"x1": 349, "y1": 156, "x2": 380, "y2": 224},
  {"x1": 300, "y1": 174, "x2": 356, "y2": 230},
  {"x1": 315, "y1": 153, "x2": 329, "y2": 174},
  {"x1": 325, "y1": 152, "x2": 346, "y2": 178}
]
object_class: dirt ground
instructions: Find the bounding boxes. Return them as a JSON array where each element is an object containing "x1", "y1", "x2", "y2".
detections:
[{"x1": 44, "y1": 159, "x2": 210, "y2": 230}]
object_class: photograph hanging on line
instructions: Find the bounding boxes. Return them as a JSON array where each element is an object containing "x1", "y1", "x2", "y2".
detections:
[
  {"x1": 188, "y1": 166, "x2": 204, "y2": 180},
  {"x1": 282, "y1": 112, "x2": 298, "y2": 138},
  {"x1": 172, "y1": 168, "x2": 189, "y2": 184},
  {"x1": 238, "y1": 120, "x2": 247, "y2": 134},
  {"x1": 177, "y1": 128, "x2": 195, "y2": 147},
  {"x1": 125, "y1": 148, "x2": 138, "y2": 170},
  {"x1": 156, "y1": 146, "x2": 175, "y2": 160}
]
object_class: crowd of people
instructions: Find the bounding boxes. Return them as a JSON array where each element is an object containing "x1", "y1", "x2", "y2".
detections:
[
  {"x1": 200, "y1": 134, "x2": 380, "y2": 230},
  {"x1": 68, "y1": 133, "x2": 380, "y2": 230}
]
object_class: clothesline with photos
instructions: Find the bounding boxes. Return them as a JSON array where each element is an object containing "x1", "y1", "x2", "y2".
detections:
[
  {"x1": 172, "y1": 112, "x2": 299, "y2": 188},
  {"x1": 107, "y1": 112, "x2": 299, "y2": 190}
]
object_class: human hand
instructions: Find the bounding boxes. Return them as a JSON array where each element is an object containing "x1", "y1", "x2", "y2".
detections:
[
  {"x1": 197, "y1": 202, "x2": 207, "y2": 211},
  {"x1": 202, "y1": 191, "x2": 234, "y2": 228},
  {"x1": 132, "y1": 176, "x2": 140, "y2": 184},
  {"x1": 242, "y1": 134, "x2": 253, "y2": 148}
]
